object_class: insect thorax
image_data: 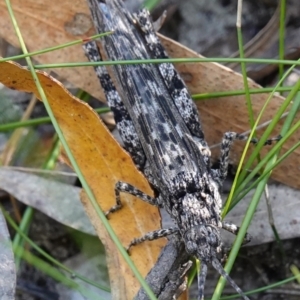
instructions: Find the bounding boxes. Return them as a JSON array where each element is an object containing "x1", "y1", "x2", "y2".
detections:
[{"x1": 161, "y1": 171, "x2": 223, "y2": 260}]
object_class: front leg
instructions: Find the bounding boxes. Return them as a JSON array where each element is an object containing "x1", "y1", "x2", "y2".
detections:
[
  {"x1": 220, "y1": 221, "x2": 251, "y2": 264},
  {"x1": 222, "y1": 221, "x2": 251, "y2": 245},
  {"x1": 127, "y1": 227, "x2": 180, "y2": 252}
]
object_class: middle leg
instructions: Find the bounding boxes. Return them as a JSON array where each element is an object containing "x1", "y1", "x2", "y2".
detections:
[
  {"x1": 215, "y1": 131, "x2": 281, "y2": 184},
  {"x1": 105, "y1": 181, "x2": 163, "y2": 216}
]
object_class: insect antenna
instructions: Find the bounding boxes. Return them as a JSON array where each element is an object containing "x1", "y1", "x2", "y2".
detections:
[
  {"x1": 197, "y1": 261, "x2": 208, "y2": 300},
  {"x1": 211, "y1": 258, "x2": 250, "y2": 300}
]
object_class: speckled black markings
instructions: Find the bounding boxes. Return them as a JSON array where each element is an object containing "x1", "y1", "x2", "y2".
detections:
[
  {"x1": 84, "y1": 1, "x2": 251, "y2": 299},
  {"x1": 82, "y1": 42, "x2": 146, "y2": 170},
  {"x1": 134, "y1": 9, "x2": 207, "y2": 145}
]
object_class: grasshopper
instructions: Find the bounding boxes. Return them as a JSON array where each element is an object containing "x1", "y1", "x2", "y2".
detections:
[{"x1": 84, "y1": 1, "x2": 251, "y2": 299}]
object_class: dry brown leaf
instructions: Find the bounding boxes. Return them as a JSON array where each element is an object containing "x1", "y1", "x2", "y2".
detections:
[
  {"x1": 161, "y1": 37, "x2": 300, "y2": 189},
  {"x1": 0, "y1": 0, "x2": 96, "y2": 92},
  {"x1": 1, "y1": 0, "x2": 299, "y2": 189},
  {"x1": 0, "y1": 60, "x2": 166, "y2": 299}
]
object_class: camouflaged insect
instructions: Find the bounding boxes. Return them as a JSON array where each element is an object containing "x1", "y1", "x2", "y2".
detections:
[{"x1": 84, "y1": 0, "x2": 251, "y2": 299}]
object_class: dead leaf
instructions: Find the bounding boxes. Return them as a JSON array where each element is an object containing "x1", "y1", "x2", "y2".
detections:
[
  {"x1": 0, "y1": 60, "x2": 165, "y2": 299},
  {"x1": 0, "y1": 210, "x2": 16, "y2": 300},
  {"x1": 225, "y1": 183, "x2": 300, "y2": 246},
  {"x1": 160, "y1": 36, "x2": 300, "y2": 189},
  {"x1": 0, "y1": 169, "x2": 96, "y2": 236},
  {"x1": 56, "y1": 253, "x2": 110, "y2": 299},
  {"x1": 0, "y1": 0, "x2": 299, "y2": 189},
  {"x1": 0, "y1": 0, "x2": 95, "y2": 92}
]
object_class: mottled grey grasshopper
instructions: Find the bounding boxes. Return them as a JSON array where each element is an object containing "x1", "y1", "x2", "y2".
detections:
[{"x1": 83, "y1": 0, "x2": 251, "y2": 299}]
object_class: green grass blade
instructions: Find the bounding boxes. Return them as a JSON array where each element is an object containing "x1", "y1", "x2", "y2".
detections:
[
  {"x1": 0, "y1": 33, "x2": 112, "y2": 62},
  {"x1": 32, "y1": 57, "x2": 300, "y2": 69},
  {"x1": 278, "y1": 0, "x2": 286, "y2": 82},
  {"x1": 2, "y1": 204, "x2": 110, "y2": 291}
]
